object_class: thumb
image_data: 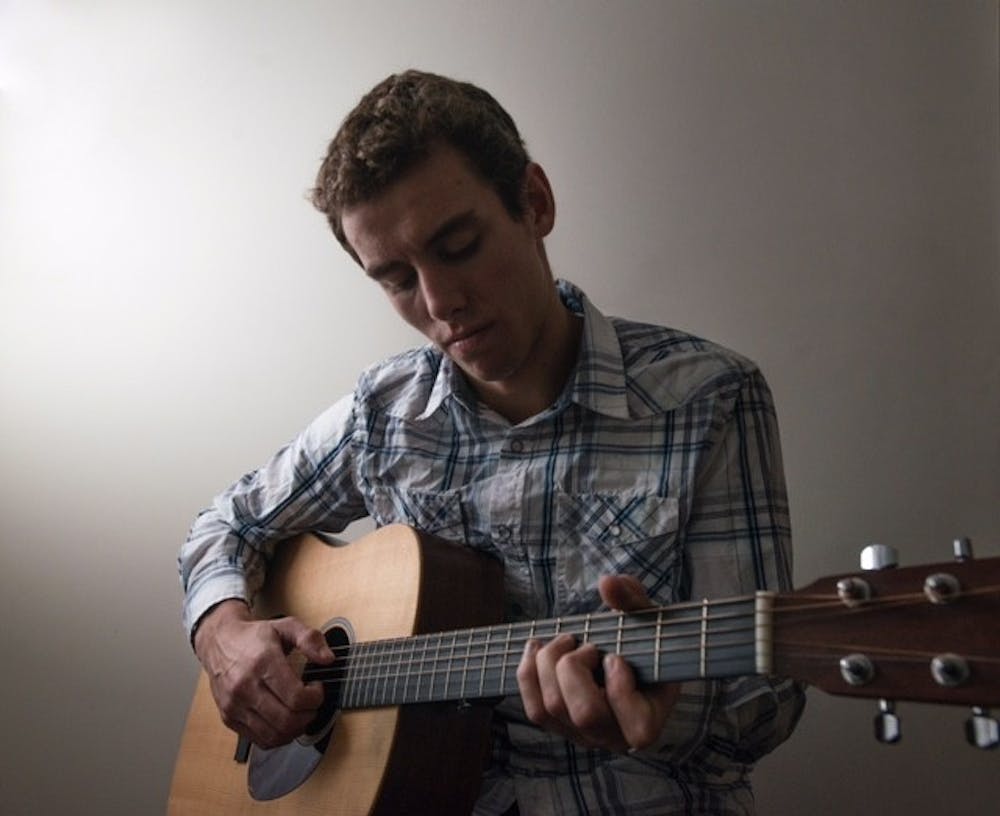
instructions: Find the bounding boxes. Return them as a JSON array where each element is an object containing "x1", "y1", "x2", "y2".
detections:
[
  {"x1": 271, "y1": 616, "x2": 335, "y2": 664},
  {"x1": 598, "y1": 575, "x2": 654, "y2": 613}
]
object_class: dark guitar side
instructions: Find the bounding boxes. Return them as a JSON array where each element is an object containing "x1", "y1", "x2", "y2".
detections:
[{"x1": 168, "y1": 525, "x2": 505, "y2": 816}]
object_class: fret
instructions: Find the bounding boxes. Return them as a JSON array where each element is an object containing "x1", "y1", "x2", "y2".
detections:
[
  {"x1": 443, "y1": 630, "x2": 457, "y2": 699},
  {"x1": 416, "y1": 633, "x2": 428, "y2": 702},
  {"x1": 432, "y1": 632, "x2": 445, "y2": 701},
  {"x1": 374, "y1": 640, "x2": 385, "y2": 705},
  {"x1": 582, "y1": 613, "x2": 592, "y2": 645},
  {"x1": 354, "y1": 643, "x2": 370, "y2": 709},
  {"x1": 341, "y1": 644, "x2": 356, "y2": 709},
  {"x1": 401, "y1": 636, "x2": 414, "y2": 703},
  {"x1": 379, "y1": 640, "x2": 393, "y2": 705},
  {"x1": 653, "y1": 609, "x2": 663, "y2": 683},
  {"x1": 499, "y1": 623, "x2": 513, "y2": 695},
  {"x1": 460, "y1": 630, "x2": 473, "y2": 700},
  {"x1": 351, "y1": 643, "x2": 368, "y2": 709},
  {"x1": 386, "y1": 639, "x2": 398, "y2": 705},
  {"x1": 479, "y1": 628, "x2": 490, "y2": 698},
  {"x1": 700, "y1": 600, "x2": 708, "y2": 677},
  {"x1": 615, "y1": 612, "x2": 623, "y2": 656}
]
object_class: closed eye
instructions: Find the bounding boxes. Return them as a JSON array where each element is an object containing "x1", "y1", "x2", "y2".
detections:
[
  {"x1": 438, "y1": 234, "x2": 481, "y2": 263},
  {"x1": 368, "y1": 264, "x2": 417, "y2": 295}
]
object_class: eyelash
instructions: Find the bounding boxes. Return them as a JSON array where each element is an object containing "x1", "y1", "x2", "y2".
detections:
[
  {"x1": 383, "y1": 274, "x2": 417, "y2": 295},
  {"x1": 439, "y1": 235, "x2": 480, "y2": 263},
  {"x1": 378, "y1": 235, "x2": 481, "y2": 295}
]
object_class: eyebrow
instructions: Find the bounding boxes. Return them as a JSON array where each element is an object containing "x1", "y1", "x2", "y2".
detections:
[{"x1": 365, "y1": 209, "x2": 480, "y2": 281}]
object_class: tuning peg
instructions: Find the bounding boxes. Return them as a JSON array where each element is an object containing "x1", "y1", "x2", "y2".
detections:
[
  {"x1": 861, "y1": 544, "x2": 898, "y2": 571},
  {"x1": 874, "y1": 699, "x2": 901, "y2": 744},
  {"x1": 953, "y1": 537, "x2": 974, "y2": 562},
  {"x1": 965, "y1": 707, "x2": 999, "y2": 750}
]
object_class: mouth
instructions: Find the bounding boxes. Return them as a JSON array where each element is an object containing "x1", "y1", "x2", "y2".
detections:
[{"x1": 442, "y1": 324, "x2": 492, "y2": 356}]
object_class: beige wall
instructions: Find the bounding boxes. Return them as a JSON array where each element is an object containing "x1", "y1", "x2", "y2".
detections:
[{"x1": 1, "y1": 1, "x2": 997, "y2": 812}]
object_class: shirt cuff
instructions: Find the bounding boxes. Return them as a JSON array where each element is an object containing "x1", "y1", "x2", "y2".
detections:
[{"x1": 183, "y1": 574, "x2": 252, "y2": 644}]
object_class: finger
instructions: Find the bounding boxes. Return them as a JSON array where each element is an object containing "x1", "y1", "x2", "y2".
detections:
[
  {"x1": 603, "y1": 654, "x2": 680, "y2": 751},
  {"x1": 256, "y1": 646, "x2": 326, "y2": 713},
  {"x1": 271, "y1": 617, "x2": 335, "y2": 664},
  {"x1": 533, "y1": 634, "x2": 578, "y2": 719},
  {"x1": 211, "y1": 667, "x2": 305, "y2": 748},
  {"x1": 517, "y1": 639, "x2": 546, "y2": 724},
  {"x1": 234, "y1": 706, "x2": 285, "y2": 750},
  {"x1": 554, "y1": 644, "x2": 624, "y2": 747},
  {"x1": 598, "y1": 574, "x2": 653, "y2": 612}
]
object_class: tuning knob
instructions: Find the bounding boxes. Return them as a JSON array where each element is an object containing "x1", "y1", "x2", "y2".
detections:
[
  {"x1": 874, "y1": 699, "x2": 902, "y2": 744},
  {"x1": 953, "y1": 537, "x2": 974, "y2": 561},
  {"x1": 966, "y1": 707, "x2": 999, "y2": 750},
  {"x1": 861, "y1": 543, "x2": 898, "y2": 571}
]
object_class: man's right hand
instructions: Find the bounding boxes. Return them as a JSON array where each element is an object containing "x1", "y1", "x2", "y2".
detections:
[{"x1": 193, "y1": 599, "x2": 335, "y2": 749}]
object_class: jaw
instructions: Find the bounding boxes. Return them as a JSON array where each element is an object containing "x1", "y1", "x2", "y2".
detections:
[{"x1": 455, "y1": 305, "x2": 583, "y2": 425}]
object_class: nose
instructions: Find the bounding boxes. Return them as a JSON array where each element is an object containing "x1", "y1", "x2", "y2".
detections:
[{"x1": 419, "y1": 267, "x2": 467, "y2": 322}]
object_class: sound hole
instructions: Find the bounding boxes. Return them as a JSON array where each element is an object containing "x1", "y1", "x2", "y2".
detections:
[
  {"x1": 298, "y1": 621, "x2": 351, "y2": 749},
  {"x1": 247, "y1": 618, "x2": 354, "y2": 801}
]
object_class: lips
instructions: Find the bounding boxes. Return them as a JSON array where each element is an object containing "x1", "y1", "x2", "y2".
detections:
[{"x1": 443, "y1": 324, "x2": 492, "y2": 357}]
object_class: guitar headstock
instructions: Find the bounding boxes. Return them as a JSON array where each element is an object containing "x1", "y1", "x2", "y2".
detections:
[{"x1": 772, "y1": 538, "x2": 1000, "y2": 748}]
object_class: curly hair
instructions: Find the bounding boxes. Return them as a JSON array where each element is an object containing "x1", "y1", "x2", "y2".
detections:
[{"x1": 310, "y1": 70, "x2": 531, "y2": 256}]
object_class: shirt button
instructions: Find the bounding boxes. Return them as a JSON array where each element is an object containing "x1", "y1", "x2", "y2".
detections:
[
  {"x1": 509, "y1": 439, "x2": 524, "y2": 454},
  {"x1": 608, "y1": 524, "x2": 622, "y2": 538}
]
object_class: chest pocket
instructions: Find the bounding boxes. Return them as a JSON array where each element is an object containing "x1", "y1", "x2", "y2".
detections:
[
  {"x1": 367, "y1": 485, "x2": 467, "y2": 541},
  {"x1": 554, "y1": 491, "x2": 683, "y2": 613}
]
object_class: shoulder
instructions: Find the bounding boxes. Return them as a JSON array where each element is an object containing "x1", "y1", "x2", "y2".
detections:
[
  {"x1": 611, "y1": 316, "x2": 763, "y2": 413},
  {"x1": 354, "y1": 345, "x2": 444, "y2": 416}
]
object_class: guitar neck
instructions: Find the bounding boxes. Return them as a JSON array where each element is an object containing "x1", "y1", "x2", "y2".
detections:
[{"x1": 331, "y1": 593, "x2": 773, "y2": 710}]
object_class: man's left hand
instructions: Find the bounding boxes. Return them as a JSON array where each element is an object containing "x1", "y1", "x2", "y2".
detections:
[{"x1": 516, "y1": 575, "x2": 681, "y2": 753}]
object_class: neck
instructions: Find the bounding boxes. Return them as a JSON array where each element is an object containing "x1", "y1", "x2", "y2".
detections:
[
  {"x1": 310, "y1": 594, "x2": 770, "y2": 711},
  {"x1": 478, "y1": 303, "x2": 583, "y2": 425}
]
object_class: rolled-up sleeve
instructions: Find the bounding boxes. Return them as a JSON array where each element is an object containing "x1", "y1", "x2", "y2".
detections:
[{"x1": 178, "y1": 392, "x2": 367, "y2": 637}]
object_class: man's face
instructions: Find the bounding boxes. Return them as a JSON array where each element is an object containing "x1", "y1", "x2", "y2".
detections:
[{"x1": 341, "y1": 145, "x2": 567, "y2": 410}]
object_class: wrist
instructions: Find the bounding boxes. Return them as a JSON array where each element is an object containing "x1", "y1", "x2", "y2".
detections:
[{"x1": 192, "y1": 598, "x2": 252, "y2": 661}]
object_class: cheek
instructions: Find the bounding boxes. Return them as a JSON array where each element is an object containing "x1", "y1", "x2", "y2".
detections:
[{"x1": 388, "y1": 294, "x2": 431, "y2": 334}]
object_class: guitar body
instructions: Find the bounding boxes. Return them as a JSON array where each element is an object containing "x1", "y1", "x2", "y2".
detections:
[{"x1": 168, "y1": 525, "x2": 505, "y2": 815}]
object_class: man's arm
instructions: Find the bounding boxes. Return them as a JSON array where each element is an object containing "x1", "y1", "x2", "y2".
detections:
[{"x1": 179, "y1": 393, "x2": 366, "y2": 747}]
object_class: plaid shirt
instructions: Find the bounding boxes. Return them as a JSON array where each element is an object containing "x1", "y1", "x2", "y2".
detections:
[{"x1": 180, "y1": 280, "x2": 804, "y2": 815}]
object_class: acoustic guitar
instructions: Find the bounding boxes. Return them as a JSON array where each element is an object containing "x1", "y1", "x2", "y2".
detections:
[{"x1": 168, "y1": 524, "x2": 1000, "y2": 815}]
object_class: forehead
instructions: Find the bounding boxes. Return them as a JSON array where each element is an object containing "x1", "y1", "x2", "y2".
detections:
[{"x1": 341, "y1": 145, "x2": 499, "y2": 262}]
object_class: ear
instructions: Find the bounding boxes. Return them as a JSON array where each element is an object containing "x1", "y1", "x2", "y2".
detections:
[{"x1": 522, "y1": 162, "x2": 556, "y2": 238}]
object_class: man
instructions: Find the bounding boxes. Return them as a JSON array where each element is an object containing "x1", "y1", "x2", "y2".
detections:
[{"x1": 180, "y1": 69, "x2": 804, "y2": 814}]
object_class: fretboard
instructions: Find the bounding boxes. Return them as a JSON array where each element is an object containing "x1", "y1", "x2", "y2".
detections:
[{"x1": 325, "y1": 593, "x2": 774, "y2": 711}]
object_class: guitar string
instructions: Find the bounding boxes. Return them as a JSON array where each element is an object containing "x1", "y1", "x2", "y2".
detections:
[
  {"x1": 302, "y1": 586, "x2": 1000, "y2": 683},
  {"x1": 301, "y1": 585, "x2": 1000, "y2": 689},
  {"x1": 302, "y1": 580, "x2": 1000, "y2": 681},
  {"x1": 303, "y1": 582, "x2": 1000, "y2": 671},
  {"x1": 301, "y1": 600, "x2": 759, "y2": 683},
  {"x1": 305, "y1": 633, "x2": 1000, "y2": 691},
  {"x1": 302, "y1": 622, "x2": 760, "y2": 685},
  {"x1": 305, "y1": 580, "x2": 1000, "y2": 674}
]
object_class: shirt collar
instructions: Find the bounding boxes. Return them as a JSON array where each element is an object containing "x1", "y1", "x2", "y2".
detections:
[{"x1": 555, "y1": 280, "x2": 631, "y2": 419}]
